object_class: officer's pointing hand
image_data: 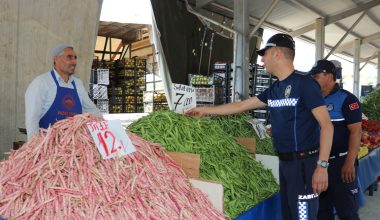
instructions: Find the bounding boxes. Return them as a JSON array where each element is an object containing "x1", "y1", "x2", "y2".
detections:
[{"x1": 185, "y1": 107, "x2": 207, "y2": 117}]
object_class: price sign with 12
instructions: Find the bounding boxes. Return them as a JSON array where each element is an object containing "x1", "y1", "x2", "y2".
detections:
[{"x1": 86, "y1": 119, "x2": 136, "y2": 159}]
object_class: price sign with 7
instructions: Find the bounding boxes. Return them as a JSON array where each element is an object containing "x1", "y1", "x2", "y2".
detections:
[
  {"x1": 172, "y1": 83, "x2": 196, "y2": 113},
  {"x1": 86, "y1": 119, "x2": 136, "y2": 159}
]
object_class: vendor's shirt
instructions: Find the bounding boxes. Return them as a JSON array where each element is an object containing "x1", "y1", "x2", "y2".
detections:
[
  {"x1": 257, "y1": 71, "x2": 325, "y2": 153},
  {"x1": 25, "y1": 69, "x2": 101, "y2": 139},
  {"x1": 324, "y1": 84, "x2": 362, "y2": 156}
]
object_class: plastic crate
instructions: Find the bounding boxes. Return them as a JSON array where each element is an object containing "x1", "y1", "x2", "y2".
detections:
[
  {"x1": 95, "y1": 99, "x2": 109, "y2": 114},
  {"x1": 195, "y1": 86, "x2": 224, "y2": 103},
  {"x1": 90, "y1": 68, "x2": 109, "y2": 85},
  {"x1": 89, "y1": 84, "x2": 108, "y2": 99}
]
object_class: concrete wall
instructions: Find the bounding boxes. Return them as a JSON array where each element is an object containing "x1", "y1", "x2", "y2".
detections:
[{"x1": 0, "y1": 0, "x2": 102, "y2": 158}]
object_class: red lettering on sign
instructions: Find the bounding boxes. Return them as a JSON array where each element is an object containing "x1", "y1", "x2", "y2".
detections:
[
  {"x1": 96, "y1": 130, "x2": 124, "y2": 157},
  {"x1": 98, "y1": 121, "x2": 109, "y2": 131},
  {"x1": 97, "y1": 132, "x2": 109, "y2": 156},
  {"x1": 105, "y1": 131, "x2": 117, "y2": 154}
]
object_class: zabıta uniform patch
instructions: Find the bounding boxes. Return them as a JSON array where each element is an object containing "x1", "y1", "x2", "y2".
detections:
[
  {"x1": 285, "y1": 85, "x2": 292, "y2": 98},
  {"x1": 298, "y1": 201, "x2": 309, "y2": 220},
  {"x1": 327, "y1": 103, "x2": 334, "y2": 111},
  {"x1": 349, "y1": 102, "x2": 359, "y2": 110}
]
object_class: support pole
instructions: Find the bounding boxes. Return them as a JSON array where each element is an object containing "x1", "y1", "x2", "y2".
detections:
[
  {"x1": 377, "y1": 52, "x2": 380, "y2": 84},
  {"x1": 315, "y1": 18, "x2": 325, "y2": 61},
  {"x1": 353, "y1": 39, "x2": 361, "y2": 97},
  {"x1": 233, "y1": 0, "x2": 250, "y2": 101}
]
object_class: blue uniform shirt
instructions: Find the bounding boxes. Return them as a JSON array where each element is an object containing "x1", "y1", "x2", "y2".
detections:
[
  {"x1": 324, "y1": 84, "x2": 362, "y2": 155},
  {"x1": 257, "y1": 71, "x2": 325, "y2": 153}
]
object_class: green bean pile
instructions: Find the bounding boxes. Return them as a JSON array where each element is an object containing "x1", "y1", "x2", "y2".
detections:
[
  {"x1": 128, "y1": 111, "x2": 279, "y2": 218},
  {"x1": 211, "y1": 114, "x2": 277, "y2": 156}
]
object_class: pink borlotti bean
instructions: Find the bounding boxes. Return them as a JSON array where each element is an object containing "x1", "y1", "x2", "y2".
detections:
[{"x1": 0, "y1": 113, "x2": 225, "y2": 219}]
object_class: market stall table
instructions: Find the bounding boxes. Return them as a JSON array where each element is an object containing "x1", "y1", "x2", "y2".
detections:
[
  {"x1": 236, "y1": 193, "x2": 282, "y2": 220},
  {"x1": 357, "y1": 147, "x2": 380, "y2": 206}
]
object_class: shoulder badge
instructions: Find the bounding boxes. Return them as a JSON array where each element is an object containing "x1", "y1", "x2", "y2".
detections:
[
  {"x1": 327, "y1": 103, "x2": 334, "y2": 111},
  {"x1": 285, "y1": 85, "x2": 292, "y2": 98}
]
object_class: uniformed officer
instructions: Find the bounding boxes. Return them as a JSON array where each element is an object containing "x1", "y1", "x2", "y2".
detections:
[
  {"x1": 25, "y1": 44, "x2": 101, "y2": 139},
  {"x1": 186, "y1": 33, "x2": 333, "y2": 220},
  {"x1": 310, "y1": 59, "x2": 361, "y2": 220}
]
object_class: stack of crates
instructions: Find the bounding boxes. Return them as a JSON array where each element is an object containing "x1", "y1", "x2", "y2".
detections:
[
  {"x1": 212, "y1": 62, "x2": 232, "y2": 103},
  {"x1": 188, "y1": 74, "x2": 224, "y2": 107},
  {"x1": 89, "y1": 68, "x2": 109, "y2": 114},
  {"x1": 250, "y1": 64, "x2": 277, "y2": 123}
]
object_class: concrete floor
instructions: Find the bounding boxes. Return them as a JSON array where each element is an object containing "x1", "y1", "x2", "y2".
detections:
[{"x1": 358, "y1": 183, "x2": 380, "y2": 220}]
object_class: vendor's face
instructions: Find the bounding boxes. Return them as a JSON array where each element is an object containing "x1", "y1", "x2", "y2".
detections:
[{"x1": 54, "y1": 48, "x2": 77, "y2": 76}]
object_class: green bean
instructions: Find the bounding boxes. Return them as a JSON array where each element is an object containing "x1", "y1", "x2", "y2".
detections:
[
  {"x1": 211, "y1": 114, "x2": 277, "y2": 156},
  {"x1": 128, "y1": 110, "x2": 279, "y2": 218}
]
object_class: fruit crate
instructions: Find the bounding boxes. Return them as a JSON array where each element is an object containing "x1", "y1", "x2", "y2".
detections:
[
  {"x1": 195, "y1": 85, "x2": 224, "y2": 104},
  {"x1": 189, "y1": 74, "x2": 224, "y2": 86}
]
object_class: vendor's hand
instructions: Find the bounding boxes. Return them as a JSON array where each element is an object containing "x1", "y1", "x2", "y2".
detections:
[
  {"x1": 184, "y1": 107, "x2": 208, "y2": 117},
  {"x1": 341, "y1": 160, "x2": 356, "y2": 183},
  {"x1": 312, "y1": 166, "x2": 328, "y2": 195}
]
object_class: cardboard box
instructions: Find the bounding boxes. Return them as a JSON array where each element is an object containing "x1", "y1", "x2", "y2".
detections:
[
  {"x1": 166, "y1": 152, "x2": 200, "y2": 178},
  {"x1": 189, "y1": 178, "x2": 224, "y2": 213},
  {"x1": 255, "y1": 154, "x2": 279, "y2": 183},
  {"x1": 234, "y1": 137, "x2": 256, "y2": 158},
  {"x1": 166, "y1": 152, "x2": 224, "y2": 213}
]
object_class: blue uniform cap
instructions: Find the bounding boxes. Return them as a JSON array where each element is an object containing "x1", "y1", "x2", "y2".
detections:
[
  {"x1": 309, "y1": 59, "x2": 337, "y2": 76},
  {"x1": 257, "y1": 33, "x2": 295, "y2": 56}
]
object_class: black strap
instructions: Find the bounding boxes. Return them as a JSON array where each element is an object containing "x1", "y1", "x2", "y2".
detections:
[{"x1": 278, "y1": 148, "x2": 319, "y2": 161}]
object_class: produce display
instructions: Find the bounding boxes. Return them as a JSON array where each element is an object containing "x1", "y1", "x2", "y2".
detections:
[
  {"x1": 107, "y1": 58, "x2": 146, "y2": 113},
  {"x1": 361, "y1": 120, "x2": 380, "y2": 149},
  {"x1": 358, "y1": 146, "x2": 369, "y2": 159},
  {"x1": 128, "y1": 111, "x2": 279, "y2": 218},
  {"x1": 362, "y1": 119, "x2": 380, "y2": 133},
  {"x1": 211, "y1": 114, "x2": 277, "y2": 156},
  {"x1": 190, "y1": 74, "x2": 224, "y2": 86},
  {"x1": 154, "y1": 93, "x2": 167, "y2": 103},
  {"x1": 0, "y1": 114, "x2": 224, "y2": 219},
  {"x1": 362, "y1": 90, "x2": 380, "y2": 121}
]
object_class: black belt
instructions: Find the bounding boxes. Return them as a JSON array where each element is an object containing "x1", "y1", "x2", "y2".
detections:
[
  {"x1": 329, "y1": 152, "x2": 348, "y2": 159},
  {"x1": 278, "y1": 148, "x2": 319, "y2": 161}
]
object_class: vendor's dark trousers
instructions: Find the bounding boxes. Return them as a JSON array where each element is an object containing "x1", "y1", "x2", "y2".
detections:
[
  {"x1": 317, "y1": 156, "x2": 360, "y2": 220},
  {"x1": 279, "y1": 156, "x2": 319, "y2": 220}
]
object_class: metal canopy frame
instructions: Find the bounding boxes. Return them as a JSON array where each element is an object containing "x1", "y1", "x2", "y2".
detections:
[
  {"x1": 191, "y1": 0, "x2": 279, "y2": 100},
  {"x1": 190, "y1": 0, "x2": 380, "y2": 96}
]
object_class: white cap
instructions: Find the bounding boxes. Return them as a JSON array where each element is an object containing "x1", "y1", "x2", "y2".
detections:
[{"x1": 51, "y1": 44, "x2": 73, "y2": 57}]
